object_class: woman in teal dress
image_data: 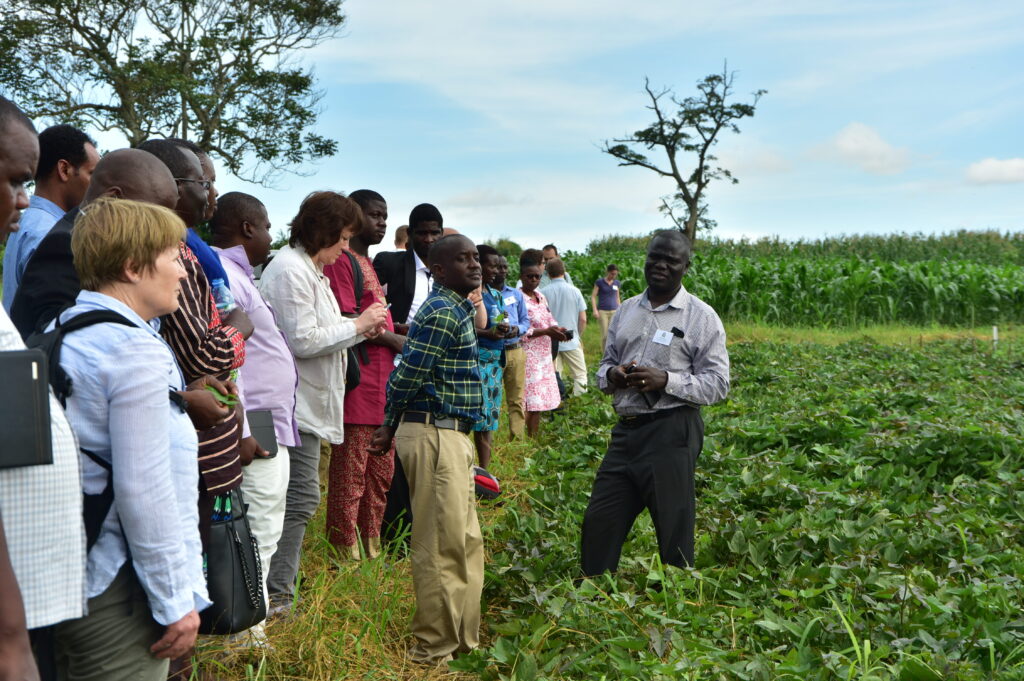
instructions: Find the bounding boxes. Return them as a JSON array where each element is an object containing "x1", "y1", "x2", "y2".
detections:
[{"x1": 473, "y1": 245, "x2": 512, "y2": 469}]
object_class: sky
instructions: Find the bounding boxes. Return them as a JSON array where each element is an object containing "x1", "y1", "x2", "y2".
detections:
[{"x1": 96, "y1": 1, "x2": 1024, "y2": 252}]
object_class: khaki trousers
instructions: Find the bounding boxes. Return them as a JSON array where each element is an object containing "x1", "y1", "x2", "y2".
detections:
[
  {"x1": 55, "y1": 565, "x2": 168, "y2": 681},
  {"x1": 395, "y1": 420, "x2": 483, "y2": 662},
  {"x1": 555, "y1": 347, "x2": 588, "y2": 397},
  {"x1": 598, "y1": 309, "x2": 617, "y2": 352},
  {"x1": 502, "y1": 346, "x2": 526, "y2": 438}
]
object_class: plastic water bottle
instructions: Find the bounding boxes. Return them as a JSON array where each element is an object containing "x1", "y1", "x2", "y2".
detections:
[{"x1": 210, "y1": 278, "x2": 236, "y2": 314}]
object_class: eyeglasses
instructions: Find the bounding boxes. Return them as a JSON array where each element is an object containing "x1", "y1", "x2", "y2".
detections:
[{"x1": 174, "y1": 178, "x2": 212, "y2": 190}]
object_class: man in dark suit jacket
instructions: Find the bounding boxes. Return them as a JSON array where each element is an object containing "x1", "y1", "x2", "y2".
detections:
[
  {"x1": 11, "y1": 149, "x2": 179, "y2": 339},
  {"x1": 372, "y1": 203, "x2": 444, "y2": 335},
  {"x1": 373, "y1": 202, "x2": 445, "y2": 548}
]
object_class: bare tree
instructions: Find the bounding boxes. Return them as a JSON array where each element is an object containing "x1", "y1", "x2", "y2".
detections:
[
  {"x1": 0, "y1": 0, "x2": 345, "y2": 185},
  {"x1": 603, "y1": 65, "x2": 765, "y2": 242}
]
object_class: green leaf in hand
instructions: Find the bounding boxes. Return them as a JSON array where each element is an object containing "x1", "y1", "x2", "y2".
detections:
[{"x1": 204, "y1": 385, "x2": 239, "y2": 407}]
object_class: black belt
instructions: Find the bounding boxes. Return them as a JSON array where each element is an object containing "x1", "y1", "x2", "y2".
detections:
[
  {"x1": 618, "y1": 405, "x2": 696, "y2": 429},
  {"x1": 505, "y1": 342, "x2": 522, "y2": 351},
  {"x1": 401, "y1": 411, "x2": 473, "y2": 433}
]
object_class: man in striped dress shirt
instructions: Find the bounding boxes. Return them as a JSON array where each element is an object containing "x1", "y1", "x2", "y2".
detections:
[{"x1": 582, "y1": 230, "x2": 730, "y2": 575}]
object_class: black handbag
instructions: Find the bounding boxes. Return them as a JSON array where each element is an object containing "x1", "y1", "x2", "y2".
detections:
[{"x1": 199, "y1": 488, "x2": 267, "y2": 634}]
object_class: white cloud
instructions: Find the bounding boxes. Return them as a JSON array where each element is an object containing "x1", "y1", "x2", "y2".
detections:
[
  {"x1": 824, "y1": 122, "x2": 909, "y2": 175},
  {"x1": 966, "y1": 158, "x2": 1024, "y2": 184}
]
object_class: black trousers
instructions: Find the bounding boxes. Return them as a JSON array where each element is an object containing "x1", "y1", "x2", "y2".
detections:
[
  {"x1": 380, "y1": 451, "x2": 413, "y2": 550},
  {"x1": 581, "y1": 406, "x2": 704, "y2": 575}
]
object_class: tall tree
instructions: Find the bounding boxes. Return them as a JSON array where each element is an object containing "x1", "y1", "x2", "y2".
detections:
[
  {"x1": 603, "y1": 65, "x2": 765, "y2": 242},
  {"x1": 0, "y1": 0, "x2": 344, "y2": 185}
]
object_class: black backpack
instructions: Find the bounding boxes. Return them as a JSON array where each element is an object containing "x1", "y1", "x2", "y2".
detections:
[{"x1": 26, "y1": 310, "x2": 185, "y2": 550}]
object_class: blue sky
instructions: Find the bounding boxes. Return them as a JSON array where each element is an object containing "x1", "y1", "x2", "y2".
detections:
[{"x1": 106, "y1": 1, "x2": 1024, "y2": 252}]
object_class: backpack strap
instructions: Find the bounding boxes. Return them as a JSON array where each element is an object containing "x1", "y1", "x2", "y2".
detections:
[{"x1": 29, "y1": 310, "x2": 136, "y2": 407}]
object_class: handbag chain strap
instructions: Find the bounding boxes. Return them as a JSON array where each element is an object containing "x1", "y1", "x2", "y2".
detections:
[{"x1": 231, "y1": 511, "x2": 264, "y2": 609}]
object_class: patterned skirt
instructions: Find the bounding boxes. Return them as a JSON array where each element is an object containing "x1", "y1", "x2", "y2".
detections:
[{"x1": 473, "y1": 347, "x2": 504, "y2": 432}]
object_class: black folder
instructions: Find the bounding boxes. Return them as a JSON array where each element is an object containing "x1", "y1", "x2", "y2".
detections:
[
  {"x1": 0, "y1": 348, "x2": 54, "y2": 468},
  {"x1": 246, "y1": 409, "x2": 278, "y2": 457}
]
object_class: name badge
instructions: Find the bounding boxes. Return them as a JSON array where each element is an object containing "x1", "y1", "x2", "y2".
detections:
[
  {"x1": 504, "y1": 295, "x2": 517, "y2": 306},
  {"x1": 653, "y1": 329, "x2": 673, "y2": 346},
  {"x1": 612, "y1": 284, "x2": 618, "y2": 291}
]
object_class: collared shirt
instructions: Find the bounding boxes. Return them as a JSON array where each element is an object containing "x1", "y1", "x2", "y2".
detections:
[
  {"x1": 384, "y1": 284, "x2": 482, "y2": 428},
  {"x1": 56, "y1": 291, "x2": 210, "y2": 625},
  {"x1": 215, "y1": 245, "x2": 300, "y2": 447},
  {"x1": 541, "y1": 277, "x2": 587, "y2": 352},
  {"x1": 406, "y1": 251, "x2": 432, "y2": 324},
  {"x1": 594, "y1": 277, "x2": 621, "y2": 311},
  {"x1": 596, "y1": 285, "x2": 730, "y2": 416},
  {"x1": 2, "y1": 195, "x2": 65, "y2": 313},
  {"x1": 500, "y1": 284, "x2": 529, "y2": 346},
  {"x1": 259, "y1": 244, "x2": 363, "y2": 444},
  {"x1": 0, "y1": 307, "x2": 86, "y2": 629},
  {"x1": 478, "y1": 285, "x2": 506, "y2": 351}
]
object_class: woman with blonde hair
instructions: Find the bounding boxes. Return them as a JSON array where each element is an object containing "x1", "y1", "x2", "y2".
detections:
[
  {"x1": 53, "y1": 197, "x2": 209, "y2": 681},
  {"x1": 258, "y1": 191, "x2": 388, "y2": 614}
]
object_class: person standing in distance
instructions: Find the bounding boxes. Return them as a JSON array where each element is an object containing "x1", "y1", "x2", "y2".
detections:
[
  {"x1": 369, "y1": 235, "x2": 485, "y2": 666},
  {"x1": 581, "y1": 230, "x2": 729, "y2": 575}
]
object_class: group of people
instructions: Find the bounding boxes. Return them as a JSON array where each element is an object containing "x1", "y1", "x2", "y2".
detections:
[{"x1": 0, "y1": 92, "x2": 731, "y2": 680}]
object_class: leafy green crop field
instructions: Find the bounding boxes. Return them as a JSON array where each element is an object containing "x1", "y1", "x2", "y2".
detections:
[
  {"x1": 450, "y1": 337, "x2": 1024, "y2": 680},
  {"x1": 561, "y1": 229, "x2": 1024, "y2": 328}
]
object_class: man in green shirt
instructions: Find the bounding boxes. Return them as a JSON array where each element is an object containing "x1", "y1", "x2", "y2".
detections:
[{"x1": 370, "y1": 235, "x2": 484, "y2": 666}]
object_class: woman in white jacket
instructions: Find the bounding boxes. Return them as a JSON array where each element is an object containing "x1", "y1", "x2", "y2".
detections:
[{"x1": 259, "y1": 191, "x2": 387, "y2": 615}]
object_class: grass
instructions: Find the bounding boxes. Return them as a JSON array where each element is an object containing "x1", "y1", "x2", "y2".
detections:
[{"x1": 195, "y1": 318, "x2": 1024, "y2": 679}]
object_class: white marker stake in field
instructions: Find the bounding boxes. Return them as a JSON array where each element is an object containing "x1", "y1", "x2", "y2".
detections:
[{"x1": 992, "y1": 325, "x2": 998, "y2": 353}]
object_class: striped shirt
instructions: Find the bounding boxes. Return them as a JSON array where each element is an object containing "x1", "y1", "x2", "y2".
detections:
[
  {"x1": 596, "y1": 285, "x2": 730, "y2": 415},
  {"x1": 160, "y1": 243, "x2": 245, "y2": 492},
  {"x1": 384, "y1": 284, "x2": 482, "y2": 428},
  {"x1": 0, "y1": 308, "x2": 87, "y2": 629}
]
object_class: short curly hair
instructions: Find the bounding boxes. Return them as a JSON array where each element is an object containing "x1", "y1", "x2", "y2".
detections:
[{"x1": 288, "y1": 191, "x2": 363, "y2": 254}]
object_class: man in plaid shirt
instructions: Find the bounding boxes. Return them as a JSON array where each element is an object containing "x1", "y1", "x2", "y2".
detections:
[{"x1": 370, "y1": 234, "x2": 484, "y2": 666}]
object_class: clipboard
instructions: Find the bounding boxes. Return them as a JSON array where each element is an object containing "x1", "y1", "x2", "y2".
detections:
[
  {"x1": 0, "y1": 348, "x2": 54, "y2": 468},
  {"x1": 246, "y1": 409, "x2": 278, "y2": 457}
]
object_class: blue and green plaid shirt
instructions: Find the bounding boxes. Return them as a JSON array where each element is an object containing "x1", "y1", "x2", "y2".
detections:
[{"x1": 384, "y1": 284, "x2": 483, "y2": 428}]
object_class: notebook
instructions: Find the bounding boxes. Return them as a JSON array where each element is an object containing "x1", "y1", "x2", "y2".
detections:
[
  {"x1": 0, "y1": 348, "x2": 54, "y2": 468},
  {"x1": 246, "y1": 409, "x2": 278, "y2": 457}
]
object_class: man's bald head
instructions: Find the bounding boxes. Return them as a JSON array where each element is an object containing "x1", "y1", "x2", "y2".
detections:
[{"x1": 83, "y1": 149, "x2": 178, "y2": 211}]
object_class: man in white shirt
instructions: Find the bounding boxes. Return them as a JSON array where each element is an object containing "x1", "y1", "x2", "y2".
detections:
[
  {"x1": 0, "y1": 94, "x2": 87, "y2": 681},
  {"x1": 373, "y1": 203, "x2": 445, "y2": 334}
]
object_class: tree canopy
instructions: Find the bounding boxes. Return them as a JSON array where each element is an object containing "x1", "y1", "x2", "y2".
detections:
[
  {"x1": 0, "y1": 0, "x2": 345, "y2": 185},
  {"x1": 603, "y1": 65, "x2": 765, "y2": 242}
]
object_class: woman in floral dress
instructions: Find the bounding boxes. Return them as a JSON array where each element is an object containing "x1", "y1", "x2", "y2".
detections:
[{"x1": 519, "y1": 263, "x2": 569, "y2": 437}]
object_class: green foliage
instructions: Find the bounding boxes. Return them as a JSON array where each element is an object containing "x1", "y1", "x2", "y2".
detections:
[
  {"x1": 488, "y1": 238, "x2": 524, "y2": 260},
  {"x1": 603, "y1": 66, "x2": 765, "y2": 241},
  {"x1": 563, "y1": 230, "x2": 1024, "y2": 327},
  {"x1": 0, "y1": 0, "x2": 344, "y2": 185},
  {"x1": 453, "y1": 337, "x2": 1024, "y2": 680}
]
